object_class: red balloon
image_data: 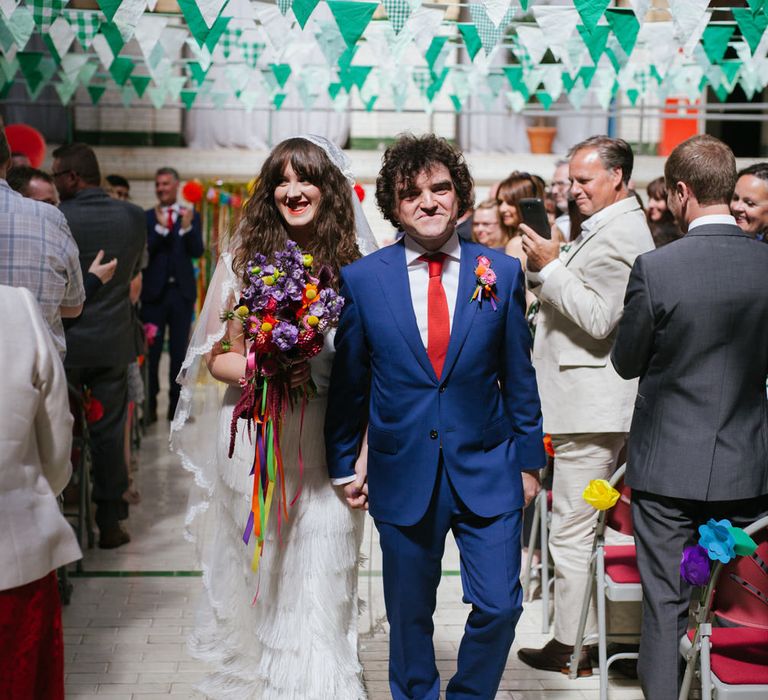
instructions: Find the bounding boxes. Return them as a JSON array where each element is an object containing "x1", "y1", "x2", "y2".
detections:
[
  {"x1": 182, "y1": 179, "x2": 204, "y2": 204},
  {"x1": 354, "y1": 182, "x2": 365, "y2": 202},
  {"x1": 5, "y1": 124, "x2": 46, "y2": 168}
]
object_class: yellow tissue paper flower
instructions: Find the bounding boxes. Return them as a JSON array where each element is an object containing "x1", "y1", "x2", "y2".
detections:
[{"x1": 583, "y1": 479, "x2": 621, "y2": 511}]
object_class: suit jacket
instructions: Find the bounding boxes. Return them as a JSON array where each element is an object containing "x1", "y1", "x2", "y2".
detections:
[
  {"x1": 61, "y1": 188, "x2": 147, "y2": 368},
  {"x1": 141, "y1": 207, "x2": 204, "y2": 304},
  {"x1": 528, "y1": 197, "x2": 655, "y2": 434},
  {"x1": 325, "y1": 238, "x2": 546, "y2": 526},
  {"x1": 611, "y1": 224, "x2": 768, "y2": 501},
  {"x1": 0, "y1": 286, "x2": 82, "y2": 590}
]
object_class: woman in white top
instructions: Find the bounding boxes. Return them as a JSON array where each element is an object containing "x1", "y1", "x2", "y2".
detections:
[{"x1": 0, "y1": 284, "x2": 82, "y2": 699}]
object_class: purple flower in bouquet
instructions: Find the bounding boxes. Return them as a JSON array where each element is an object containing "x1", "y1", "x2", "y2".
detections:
[
  {"x1": 308, "y1": 300, "x2": 326, "y2": 318},
  {"x1": 318, "y1": 287, "x2": 344, "y2": 323},
  {"x1": 698, "y1": 518, "x2": 736, "y2": 563},
  {"x1": 272, "y1": 321, "x2": 299, "y2": 351},
  {"x1": 284, "y1": 278, "x2": 304, "y2": 302},
  {"x1": 680, "y1": 544, "x2": 711, "y2": 586}
]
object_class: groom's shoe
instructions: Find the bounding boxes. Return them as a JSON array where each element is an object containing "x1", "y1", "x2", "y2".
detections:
[{"x1": 517, "y1": 638, "x2": 593, "y2": 677}]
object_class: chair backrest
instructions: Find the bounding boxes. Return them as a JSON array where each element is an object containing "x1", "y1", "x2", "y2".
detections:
[
  {"x1": 712, "y1": 529, "x2": 768, "y2": 630},
  {"x1": 605, "y1": 481, "x2": 634, "y2": 536}
]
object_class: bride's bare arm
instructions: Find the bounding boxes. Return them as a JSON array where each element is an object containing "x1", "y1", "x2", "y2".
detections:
[{"x1": 206, "y1": 304, "x2": 248, "y2": 386}]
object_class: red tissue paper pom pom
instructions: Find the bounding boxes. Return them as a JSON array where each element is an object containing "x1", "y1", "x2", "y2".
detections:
[
  {"x1": 354, "y1": 182, "x2": 365, "y2": 202},
  {"x1": 5, "y1": 124, "x2": 46, "y2": 168},
  {"x1": 182, "y1": 179, "x2": 204, "y2": 204}
]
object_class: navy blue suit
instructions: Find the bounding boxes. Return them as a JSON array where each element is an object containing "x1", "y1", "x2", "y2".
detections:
[
  {"x1": 140, "y1": 207, "x2": 204, "y2": 417},
  {"x1": 326, "y1": 237, "x2": 545, "y2": 699}
]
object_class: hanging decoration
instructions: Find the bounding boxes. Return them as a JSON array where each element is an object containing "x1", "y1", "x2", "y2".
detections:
[{"x1": 0, "y1": 1, "x2": 766, "y2": 113}]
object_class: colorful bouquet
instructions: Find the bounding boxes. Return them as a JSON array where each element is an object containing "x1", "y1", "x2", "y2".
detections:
[{"x1": 222, "y1": 240, "x2": 344, "y2": 572}]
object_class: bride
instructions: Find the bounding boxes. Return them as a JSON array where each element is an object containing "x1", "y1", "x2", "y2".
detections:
[{"x1": 171, "y1": 136, "x2": 376, "y2": 699}]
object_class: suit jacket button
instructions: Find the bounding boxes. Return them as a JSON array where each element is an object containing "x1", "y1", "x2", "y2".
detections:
[
  {"x1": 430, "y1": 430, "x2": 438, "y2": 440},
  {"x1": 439, "y1": 385, "x2": 446, "y2": 393}
]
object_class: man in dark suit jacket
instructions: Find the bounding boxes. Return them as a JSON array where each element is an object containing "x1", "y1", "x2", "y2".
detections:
[
  {"x1": 53, "y1": 143, "x2": 146, "y2": 549},
  {"x1": 141, "y1": 167, "x2": 204, "y2": 422},
  {"x1": 611, "y1": 135, "x2": 768, "y2": 700}
]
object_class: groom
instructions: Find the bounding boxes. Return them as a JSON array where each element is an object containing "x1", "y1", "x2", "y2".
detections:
[{"x1": 325, "y1": 134, "x2": 546, "y2": 699}]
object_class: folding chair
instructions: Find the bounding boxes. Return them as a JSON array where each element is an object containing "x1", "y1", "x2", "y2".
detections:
[
  {"x1": 522, "y1": 487, "x2": 554, "y2": 632},
  {"x1": 62, "y1": 382, "x2": 95, "y2": 560},
  {"x1": 679, "y1": 515, "x2": 768, "y2": 700},
  {"x1": 569, "y1": 464, "x2": 641, "y2": 700}
]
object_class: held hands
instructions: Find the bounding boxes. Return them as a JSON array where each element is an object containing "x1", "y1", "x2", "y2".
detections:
[
  {"x1": 521, "y1": 469, "x2": 542, "y2": 508},
  {"x1": 520, "y1": 223, "x2": 561, "y2": 273},
  {"x1": 288, "y1": 360, "x2": 311, "y2": 389},
  {"x1": 89, "y1": 249, "x2": 118, "y2": 283},
  {"x1": 343, "y1": 435, "x2": 369, "y2": 510}
]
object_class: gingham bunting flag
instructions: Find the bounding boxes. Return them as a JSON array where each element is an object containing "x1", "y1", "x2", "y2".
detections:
[
  {"x1": 468, "y1": 3, "x2": 515, "y2": 55},
  {"x1": 219, "y1": 28, "x2": 242, "y2": 58},
  {"x1": 382, "y1": 0, "x2": 410, "y2": 35},
  {"x1": 66, "y1": 10, "x2": 102, "y2": 49},
  {"x1": 240, "y1": 41, "x2": 264, "y2": 68},
  {"x1": 31, "y1": 0, "x2": 66, "y2": 30}
]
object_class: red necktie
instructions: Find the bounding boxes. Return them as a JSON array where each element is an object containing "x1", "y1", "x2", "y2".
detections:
[
  {"x1": 421, "y1": 253, "x2": 450, "y2": 378},
  {"x1": 166, "y1": 207, "x2": 174, "y2": 231}
]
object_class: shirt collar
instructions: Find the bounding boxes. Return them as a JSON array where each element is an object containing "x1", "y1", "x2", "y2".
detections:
[
  {"x1": 162, "y1": 202, "x2": 180, "y2": 213},
  {"x1": 688, "y1": 214, "x2": 737, "y2": 231},
  {"x1": 581, "y1": 196, "x2": 634, "y2": 234},
  {"x1": 404, "y1": 231, "x2": 461, "y2": 266}
]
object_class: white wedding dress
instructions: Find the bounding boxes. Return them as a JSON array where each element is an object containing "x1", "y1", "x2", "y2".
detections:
[{"x1": 172, "y1": 252, "x2": 366, "y2": 699}]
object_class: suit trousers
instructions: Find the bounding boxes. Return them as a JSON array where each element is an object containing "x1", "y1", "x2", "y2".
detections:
[
  {"x1": 66, "y1": 366, "x2": 129, "y2": 530},
  {"x1": 141, "y1": 285, "x2": 195, "y2": 416},
  {"x1": 631, "y1": 491, "x2": 768, "y2": 700},
  {"x1": 550, "y1": 433, "x2": 630, "y2": 645},
  {"x1": 375, "y1": 462, "x2": 523, "y2": 700}
]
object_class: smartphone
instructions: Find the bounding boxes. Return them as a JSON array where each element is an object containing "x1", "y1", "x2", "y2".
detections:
[{"x1": 519, "y1": 197, "x2": 551, "y2": 239}]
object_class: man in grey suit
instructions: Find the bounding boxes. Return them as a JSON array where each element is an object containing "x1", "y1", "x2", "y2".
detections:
[
  {"x1": 612, "y1": 135, "x2": 768, "y2": 699},
  {"x1": 517, "y1": 136, "x2": 654, "y2": 675},
  {"x1": 54, "y1": 143, "x2": 146, "y2": 549}
]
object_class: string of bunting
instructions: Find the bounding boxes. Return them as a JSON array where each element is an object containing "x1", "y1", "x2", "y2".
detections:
[{"x1": 0, "y1": 0, "x2": 766, "y2": 112}]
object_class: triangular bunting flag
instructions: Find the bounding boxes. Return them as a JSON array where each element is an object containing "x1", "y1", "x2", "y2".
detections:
[
  {"x1": 605, "y1": 9, "x2": 639, "y2": 55},
  {"x1": 87, "y1": 84, "x2": 106, "y2": 104},
  {"x1": 732, "y1": 8, "x2": 768, "y2": 54},
  {"x1": 109, "y1": 56, "x2": 134, "y2": 85},
  {"x1": 180, "y1": 89, "x2": 197, "y2": 108},
  {"x1": 327, "y1": 1, "x2": 378, "y2": 50},
  {"x1": 270, "y1": 63, "x2": 291, "y2": 88},
  {"x1": 97, "y1": 0, "x2": 122, "y2": 23},
  {"x1": 577, "y1": 24, "x2": 610, "y2": 62},
  {"x1": 292, "y1": 0, "x2": 319, "y2": 29},
  {"x1": 66, "y1": 10, "x2": 101, "y2": 49},
  {"x1": 458, "y1": 23, "x2": 482, "y2": 61},
  {"x1": 130, "y1": 74, "x2": 151, "y2": 97},
  {"x1": 383, "y1": 0, "x2": 411, "y2": 35},
  {"x1": 573, "y1": 0, "x2": 610, "y2": 31},
  {"x1": 701, "y1": 25, "x2": 735, "y2": 64}
]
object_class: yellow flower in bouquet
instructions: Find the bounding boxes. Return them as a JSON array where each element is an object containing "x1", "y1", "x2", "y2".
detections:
[{"x1": 583, "y1": 479, "x2": 621, "y2": 511}]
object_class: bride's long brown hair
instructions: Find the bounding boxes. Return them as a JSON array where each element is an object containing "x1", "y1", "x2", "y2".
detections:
[{"x1": 234, "y1": 138, "x2": 361, "y2": 289}]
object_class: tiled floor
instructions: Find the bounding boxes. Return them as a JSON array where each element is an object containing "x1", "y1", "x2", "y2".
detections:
[{"x1": 62, "y1": 384, "x2": 644, "y2": 699}]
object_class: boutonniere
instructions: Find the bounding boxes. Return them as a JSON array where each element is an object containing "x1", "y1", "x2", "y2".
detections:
[{"x1": 470, "y1": 255, "x2": 500, "y2": 311}]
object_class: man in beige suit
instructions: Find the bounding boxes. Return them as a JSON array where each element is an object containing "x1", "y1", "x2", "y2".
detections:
[{"x1": 517, "y1": 136, "x2": 654, "y2": 675}]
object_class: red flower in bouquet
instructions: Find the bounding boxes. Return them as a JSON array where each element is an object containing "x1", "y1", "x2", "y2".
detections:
[{"x1": 223, "y1": 240, "x2": 344, "y2": 573}]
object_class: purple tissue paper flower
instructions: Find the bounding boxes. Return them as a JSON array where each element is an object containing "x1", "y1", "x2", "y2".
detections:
[
  {"x1": 272, "y1": 322, "x2": 298, "y2": 352},
  {"x1": 698, "y1": 518, "x2": 736, "y2": 564},
  {"x1": 680, "y1": 544, "x2": 711, "y2": 586}
]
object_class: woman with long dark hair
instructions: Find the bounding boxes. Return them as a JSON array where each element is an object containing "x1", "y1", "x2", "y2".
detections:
[{"x1": 172, "y1": 136, "x2": 376, "y2": 699}]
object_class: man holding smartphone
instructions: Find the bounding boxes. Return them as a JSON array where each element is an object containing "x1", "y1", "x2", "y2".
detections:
[{"x1": 517, "y1": 136, "x2": 654, "y2": 675}]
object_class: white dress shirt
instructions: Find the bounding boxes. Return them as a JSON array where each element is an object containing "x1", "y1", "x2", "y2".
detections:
[
  {"x1": 404, "y1": 231, "x2": 462, "y2": 348},
  {"x1": 687, "y1": 214, "x2": 736, "y2": 231},
  {"x1": 331, "y1": 232, "x2": 462, "y2": 486}
]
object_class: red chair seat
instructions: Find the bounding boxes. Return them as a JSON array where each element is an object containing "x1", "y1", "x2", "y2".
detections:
[
  {"x1": 686, "y1": 627, "x2": 768, "y2": 685},
  {"x1": 604, "y1": 544, "x2": 641, "y2": 584}
]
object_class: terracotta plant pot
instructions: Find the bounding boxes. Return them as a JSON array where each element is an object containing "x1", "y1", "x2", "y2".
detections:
[{"x1": 526, "y1": 126, "x2": 557, "y2": 154}]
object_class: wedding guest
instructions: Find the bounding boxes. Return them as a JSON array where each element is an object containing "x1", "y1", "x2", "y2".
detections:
[
  {"x1": 327, "y1": 133, "x2": 545, "y2": 699},
  {"x1": 7, "y1": 165, "x2": 59, "y2": 205},
  {"x1": 8, "y1": 164, "x2": 117, "y2": 295},
  {"x1": 141, "y1": 167, "x2": 204, "y2": 422},
  {"x1": 0, "y1": 126, "x2": 84, "y2": 357},
  {"x1": 612, "y1": 135, "x2": 768, "y2": 700},
  {"x1": 10, "y1": 151, "x2": 30, "y2": 167},
  {"x1": 498, "y1": 171, "x2": 544, "y2": 265},
  {"x1": 518, "y1": 136, "x2": 654, "y2": 676},
  {"x1": 551, "y1": 159, "x2": 572, "y2": 241},
  {"x1": 0, "y1": 284, "x2": 82, "y2": 700},
  {"x1": 106, "y1": 174, "x2": 131, "y2": 201},
  {"x1": 731, "y1": 162, "x2": 768, "y2": 241},
  {"x1": 472, "y1": 199, "x2": 508, "y2": 249},
  {"x1": 646, "y1": 176, "x2": 682, "y2": 247},
  {"x1": 53, "y1": 142, "x2": 146, "y2": 549}
]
